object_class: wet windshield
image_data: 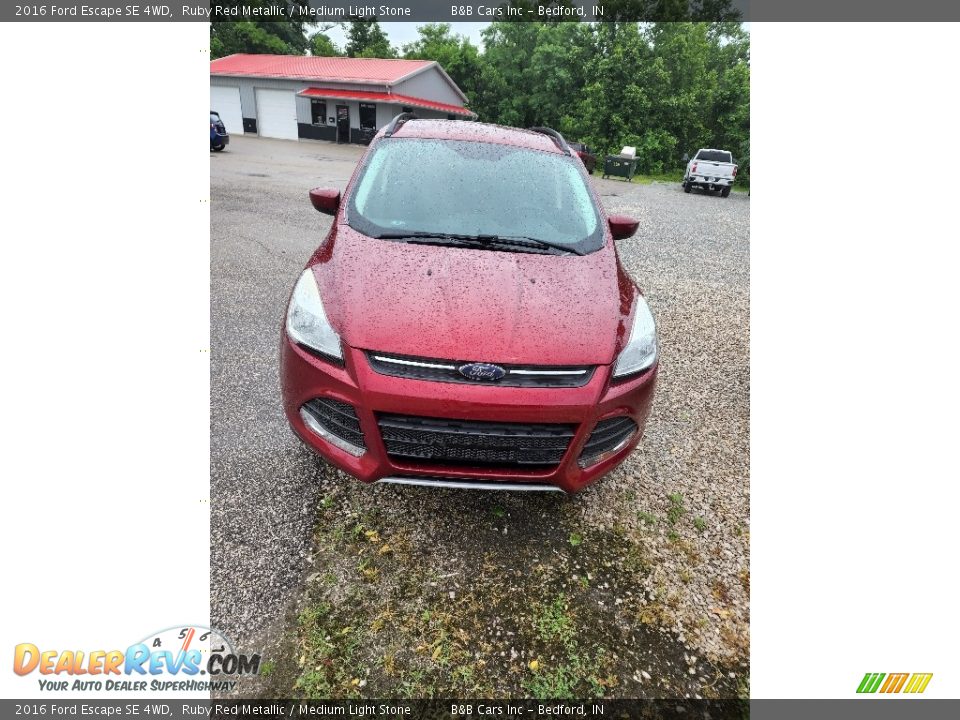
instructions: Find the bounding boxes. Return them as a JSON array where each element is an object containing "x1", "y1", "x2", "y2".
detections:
[{"x1": 348, "y1": 138, "x2": 603, "y2": 254}]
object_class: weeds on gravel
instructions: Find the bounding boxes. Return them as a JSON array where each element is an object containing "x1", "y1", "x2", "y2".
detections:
[
  {"x1": 524, "y1": 650, "x2": 610, "y2": 699},
  {"x1": 526, "y1": 594, "x2": 615, "y2": 699},
  {"x1": 294, "y1": 603, "x2": 363, "y2": 698},
  {"x1": 667, "y1": 493, "x2": 686, "y2": 525},
  {"x1": 534, "y1": 594, "x2": 575, "y2": 646},
  {"x1": 694, "y1": 517, "x2": 707, "y2": 533},
  {"x1": 637, "y1": 511, "x2": 658, "y2": 526}
]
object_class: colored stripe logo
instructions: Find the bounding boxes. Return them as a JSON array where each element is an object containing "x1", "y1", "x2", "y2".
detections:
[{"x1": 857, "y1": 672, "x2": 932, "y2": 694}]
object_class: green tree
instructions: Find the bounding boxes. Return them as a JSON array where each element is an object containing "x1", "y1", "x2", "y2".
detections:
[
  {"x1": 402, "y1": 24, "x2": 483, "y2": 101},
  {"x1": 345, "y1": 18, "x2": 397, "y2": 58},
  {"x1": 473, "y1": 23, "x2": 543, "y2": 127},
  {"x1": 210, "y1": 1, "x2": 311, "y2": 58},
  {"x1": 470, "y1": 21, "x2": 749, "y2": 183},
  {"x1": 310, "y1": 31, "x2": 342, "y2": 57}
]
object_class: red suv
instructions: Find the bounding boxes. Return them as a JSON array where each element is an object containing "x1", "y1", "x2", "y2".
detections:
[{"x1": 281, "y1": 116, "x2": 658, "y2": 494}]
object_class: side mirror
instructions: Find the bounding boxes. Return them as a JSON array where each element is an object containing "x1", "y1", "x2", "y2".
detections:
[
  {"x1": 608, "y1": 214, "x2": 639, "y2": 240},
  {"x1": 309, "y1": 188, "x2": 340, "y2": 215}
]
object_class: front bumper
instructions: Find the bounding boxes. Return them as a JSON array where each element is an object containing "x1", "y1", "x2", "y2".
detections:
[{"x1": 280, "y1": 338, "x2": 657, "y2": 494}]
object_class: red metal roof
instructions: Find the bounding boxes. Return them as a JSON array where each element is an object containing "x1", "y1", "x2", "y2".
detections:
[
  {"x1": 210, "y1": 54, "x2": 433, "y2": 84},
  {"x1": 298, "y1": 87, "x2": 476, "y2": 118}
]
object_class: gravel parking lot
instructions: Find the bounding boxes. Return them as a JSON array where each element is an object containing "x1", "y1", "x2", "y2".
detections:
[{"x1": 211, "y1": 134, "x2": 749, "y2": 698}]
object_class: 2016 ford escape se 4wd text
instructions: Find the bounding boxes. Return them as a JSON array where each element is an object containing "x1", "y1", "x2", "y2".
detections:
[{"x1": 280, "y1": 116, "x2": 658, "y2": 494}]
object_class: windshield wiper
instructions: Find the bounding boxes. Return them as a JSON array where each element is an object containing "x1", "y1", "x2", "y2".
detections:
[
  {"x1": 373, "y1": 231, "x2": 582, "y2": 256},
  {"x1": 374, "y1": 232, "x2": 480, "y2": 249},
  {"x1": 483, "y1": 235, "x2": 583, "y2": 256}
]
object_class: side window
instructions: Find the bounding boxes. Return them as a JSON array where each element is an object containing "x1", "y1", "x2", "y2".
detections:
[
  {"x1": 359, "y1": 103, "x2": 377, "y2": 131},
  {"x1": 311, "y1": 100, "x2": 326, "y2": 126}
]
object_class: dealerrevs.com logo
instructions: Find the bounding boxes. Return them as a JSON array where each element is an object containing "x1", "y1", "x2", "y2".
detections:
[
  {"x1": 13, "y1": 625, "x2": 260, "y2": 693},
  {"x1": 857, "y1": 672, "x2": 933, "y2": 694}
]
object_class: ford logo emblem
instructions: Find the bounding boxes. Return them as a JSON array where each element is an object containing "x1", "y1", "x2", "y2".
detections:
[{"x1": 458, "y1": 362, "x2": 507, "y2": 382}]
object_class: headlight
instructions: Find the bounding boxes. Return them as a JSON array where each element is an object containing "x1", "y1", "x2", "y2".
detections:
[
  {"x1": 286, "y1": 269, "x2": 342, "y2": 363},
  {"x1": 612, "y1": 295, "x2": 658, "y2": 378}
]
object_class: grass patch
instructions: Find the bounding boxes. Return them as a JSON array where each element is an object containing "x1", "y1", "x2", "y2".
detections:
[
  {"x1": 667, "y1": 493, "x2": 686, "y2": 525},
  {"x1": 609, "y1": 170, "x2": 749, "y2": 192},
  {"x1": 525, "y1": 592, "x2": 616, "y2": 699},
  {"x1": 568, "y1": 532, "x2": 583, "y2": 547},
  {"x1": 293, "y1": 603, "x2": 364, "y2": 698},
  {"x1": 637, "y1": 511, "x2": 657, "y2": 527},
  {"x1": 533, "y1": 594, "x2": 575, "y2": 646},
  {"x1": 259, "y1": 659, "x2": 276, "y2": 677},
  {"x1": 523, "y1": 651, "x2": 611, "y2": 699},
  {"x1": 693, "y1": 517, "x2": 707, "y2": 533},
  {"x1": 629, "y1": 170, "x2": 684, "y2": 185}
]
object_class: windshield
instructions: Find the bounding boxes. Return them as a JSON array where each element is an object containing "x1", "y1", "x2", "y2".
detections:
[
  {"x1": 348, "y1": 138, "x2": 603, "y2": 253},
  {"x1": 695, "y1": 150, "x2": 732, "y2": 163}
]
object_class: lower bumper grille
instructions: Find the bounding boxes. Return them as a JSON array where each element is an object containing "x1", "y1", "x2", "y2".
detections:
[
  {"x1": 377, "y1": 413, "x2": 576, "y2": 467},
  {"x1": 579, "y1": 416, "x2": 637, "y2": 465},
  {"x1": 302, "y1": 398, "x2": 366, "y2": 451}
]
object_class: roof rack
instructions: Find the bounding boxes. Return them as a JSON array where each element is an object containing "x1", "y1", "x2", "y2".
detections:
[
  {"x1": 384, "y1": 112, "x2": 418, "y2": 137},
  {"x1": 528, "y1": 126, "x2": 572, "y2": 155}
]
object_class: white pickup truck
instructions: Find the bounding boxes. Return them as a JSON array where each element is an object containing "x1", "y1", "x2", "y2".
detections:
[{"x1": 682, "y1": 149, "x2": 738, "y2": 197}]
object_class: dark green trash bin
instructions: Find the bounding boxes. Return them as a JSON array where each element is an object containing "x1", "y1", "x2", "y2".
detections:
[{"x1": 602, "y1": 155, "x2": 638, "y2": 181}]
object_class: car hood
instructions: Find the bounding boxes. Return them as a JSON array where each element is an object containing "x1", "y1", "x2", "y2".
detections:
[{"x1": 310, "y1": 225, "x2": 630, "y2": 366}]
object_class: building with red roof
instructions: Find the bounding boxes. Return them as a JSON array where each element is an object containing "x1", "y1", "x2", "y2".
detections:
[{"x1": 210, "y1": 54, "x2": 476, "y2": 144}]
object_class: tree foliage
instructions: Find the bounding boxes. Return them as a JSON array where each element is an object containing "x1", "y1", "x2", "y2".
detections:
[
  {"x1": 401, "y1": 24, "x2": 483, "y2": 101},
  {"x1": 210, "y1": 1, "x2": 311, "y2": 58},
  {"x1": 345, "y1": 18, "x2": 397, "y2": 58},
  {"x1": 468, "y1": 22, "x2": 750, "y2": 179},
  {"x1": 310, "y1": 31, "x2": 343, "y2": 57}
]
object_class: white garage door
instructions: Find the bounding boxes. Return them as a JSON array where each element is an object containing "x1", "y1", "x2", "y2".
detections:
[
  {"x1": 210, "y1": 85, "x2": 243, "y2": 135},
  {"x1": 255, "y1": 88, "x2": 298, "y2": 140}
]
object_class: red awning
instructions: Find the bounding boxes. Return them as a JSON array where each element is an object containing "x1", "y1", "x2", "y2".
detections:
[{"x1": 297, "y1": 87, "x2": 476, "y2": 118}]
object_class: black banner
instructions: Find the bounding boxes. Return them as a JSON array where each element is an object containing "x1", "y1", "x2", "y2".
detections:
[{"x1": 6, "y1": 0, "x2": 960, "y2": 22}]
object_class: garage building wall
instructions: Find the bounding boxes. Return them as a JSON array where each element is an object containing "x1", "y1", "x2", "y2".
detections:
[
  {"x1": 394, "y1": 67, "x2": 465, "y2": 107},
  {"x1": 212, "y1": 73, "x2": 467, "y2": 144}
]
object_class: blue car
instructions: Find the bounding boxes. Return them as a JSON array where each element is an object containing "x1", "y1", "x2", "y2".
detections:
[{"x1": 210, "y1": 111, "x2": 229, "y2": 151}]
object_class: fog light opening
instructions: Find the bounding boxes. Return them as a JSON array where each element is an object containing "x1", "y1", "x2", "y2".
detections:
[
  {"x1": 299, "y1": 407, "x2": 365, "y2": 457},
  {"x1": 577, "y1": 433, "x2": 636, "y2": 469}
]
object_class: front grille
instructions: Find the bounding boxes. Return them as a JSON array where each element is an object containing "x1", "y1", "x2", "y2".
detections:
[
  {"x1": 367, "y1": 352, "x2": 594, "y2": 388},
  {"x1": 579, "y1": 416, "x2": 637, "y2": 463},
  {"x1": 302, "y1": 398, "x2": 365, "y2": 450},
  {"x1": 377, "y1": 413, "x2": 576, "y2": 467}
]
